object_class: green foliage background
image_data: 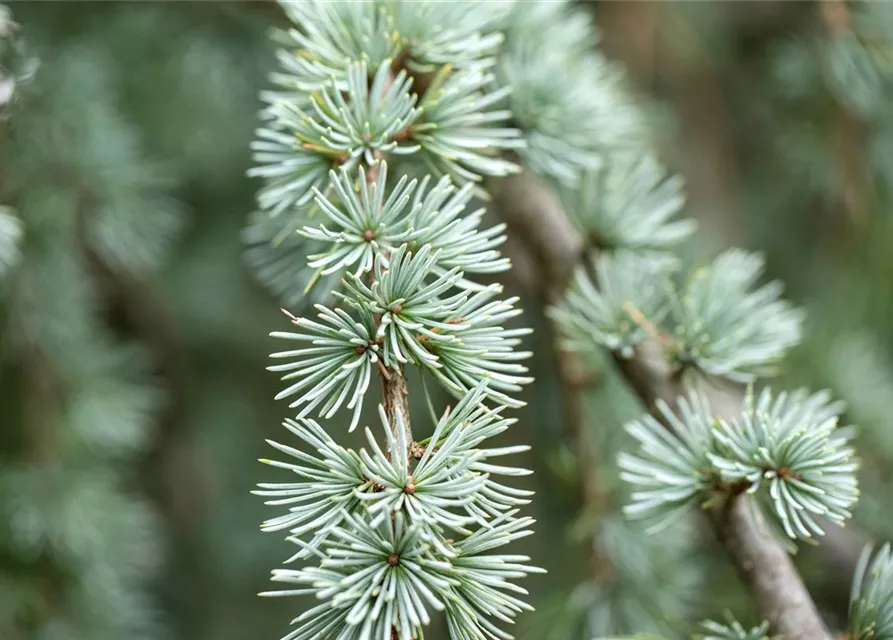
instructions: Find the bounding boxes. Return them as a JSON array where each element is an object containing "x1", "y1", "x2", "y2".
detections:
[{"x1": 2, "y1": 2, "x2": 892, "y2": 639}]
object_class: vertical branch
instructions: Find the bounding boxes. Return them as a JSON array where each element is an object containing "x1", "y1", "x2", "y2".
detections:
[
  {"x1": 820, "y1": 0, "x2": 850, "y2": 33},
  {"x1": 595, "y1": 0, "x2": 658, "y2": 90},
  {"x1": 381, "y1": 368, "x2": 412, "y2": 446},
  {"x1": 600, "y1": 1, "x2": 748, "y2": 245},
  {"x1": 364, "y1": 119, "x2": 413, "y2": 448},
  {"x1": 554, "y1": 345, "x2": 617, "y2": 581},
  {"x1": 14, "y1": 261, "x2": 61, "y2": 466},
  {"x1": 487, "y1": 172, "x2": 582, "y2": 292},
  {"x1": 487, "y1": 170, "x2": 588, "y2": 471}
]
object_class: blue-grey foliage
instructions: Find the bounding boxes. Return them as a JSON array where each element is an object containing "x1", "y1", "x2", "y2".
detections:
[
  {"x1": 549, "y1": 251, "x2": 671, "y2": 359},
  {"x1": 251, "y1": 3, "x2": 537, "y2": 639},
  {"x1": 669, "y1": 250, "x2": 804, "y2": 382},
  {"x1": 849, "y1": 543, "x2": 893, "y2": 640},
  {"x1": 621, "y1": 387, "x2": 859, "y2": 545},
  {"x1": 696, "y1": 613, "x2": 778, "y2": 640},
  {"x1": 561, "y1": 154, "x2": 694, "y2": 263}
]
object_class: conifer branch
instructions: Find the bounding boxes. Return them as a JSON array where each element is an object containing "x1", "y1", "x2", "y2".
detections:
[
  {"x1": 819, "y1": 0, "x2": 872, "y2": 227},
  {"x1": 249, "y1": 4, "x2": 889, "y2": 638},
  {"x1": 493, "y1": 167, "x2": 834, "y2": 640},
  {"x1": 613, "y1": 343, "x2": 835, "y2": 640},
  {"x1": 251, "y1": 5, "x2": 536, "y2": 638}
]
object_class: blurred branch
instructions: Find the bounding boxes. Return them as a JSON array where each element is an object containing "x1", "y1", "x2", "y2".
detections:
[
  {"x1": 487, "y1": 173, "x2": 582, "y2": 297},
  {"x1": 720, "y1": 2, "x2": 811, "y2": 34},
  {"x1": 491, "y1": 170, "x2": 840, "y2": 640},
  {"x1": 820, "y1": 0, "x2": 850, "y2": 33},
  {"x1": 820, "y1": 0, "x2": 872, "y2": 228},
  {"x1": 81, "y1": 238, "x2": 208, "y2": 533},
  {"x1": 599, "y1": 1, "x2": 747, "y2": 246},
  {"x1": 489, "y1": 170, "x2": 609, "y2": 577},
  {"x1": 594, "y1": 1, "x2": 658, "y2": 90},
  {"x1": 710, "y1": 492, "x2": 832, "y2": 640},
  {"x1": 488, "y1": 171, "x2": 599, "y2": 499},
  {"x1": 830, "y1": 106, "x2": 869, "y2": 226}
]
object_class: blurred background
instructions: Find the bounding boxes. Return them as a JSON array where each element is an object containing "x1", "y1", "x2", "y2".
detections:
[{"x1": 2, "y1": 1, "x2": 893, "y2": 639}]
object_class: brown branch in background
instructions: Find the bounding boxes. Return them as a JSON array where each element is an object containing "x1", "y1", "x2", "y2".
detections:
[
  {"x1": 486, "y1": 172, "x2": 582, "y2": 294},
  {"x1": 820, "y1": 0, "x2": 872, "y2": 229},
  {"x1": 491, "y1": 170, "x2": 835, "y2": 640},
  {"x1": 599, "y1": 1, "x2": 748, "y2": 246},
  {"x1": 15, "y1": 268, "x2": 62, "y2": 466},
  {"x1": 830, "y1": 106, "x2": 869, "y2": 226},
  {"x1": 593, "y1": 0, "x2": 658, "y2": 91},
  {"x1": 820, "y1": 0, "x2": 850, "y2": 33},
  {"x1": 488, "y1": 170, "x2": 610, "y2": 573},
  {"x1": 610, "y1": 343, "x2": 679, "y2": 422},
  {"x1": 556, "y1": 350, "x2": 602, "y2": 505}
]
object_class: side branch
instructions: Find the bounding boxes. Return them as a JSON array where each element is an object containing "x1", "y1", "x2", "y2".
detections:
[
  {"x1": 624, "y1": 348, "x2": 833, "y2": 640},
  {"x1": 492, "y1": 170, "x2": 833, "y2": 640}
]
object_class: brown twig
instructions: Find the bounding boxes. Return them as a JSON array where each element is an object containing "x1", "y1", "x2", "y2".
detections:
[
  {"x1": 485, "y1": 172, "x2": 582, "y2": 294},
  {"x1": 381, "y1": 366, "x2": 412, "y2": 447},
  {"x1": 711, "y1": 494, "x2": 832, "y2": 640},
  {"x1": 487, "y1": 170, "x2": 613, "y2": 576}
]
